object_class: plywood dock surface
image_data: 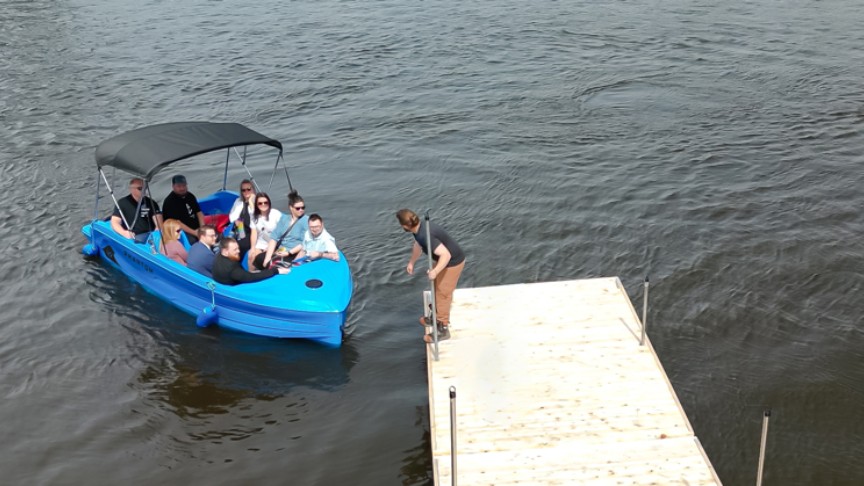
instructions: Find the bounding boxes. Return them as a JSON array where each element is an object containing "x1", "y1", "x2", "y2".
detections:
[{"x1": 427, "y1": 277, "x2": 721, "y2": 485}]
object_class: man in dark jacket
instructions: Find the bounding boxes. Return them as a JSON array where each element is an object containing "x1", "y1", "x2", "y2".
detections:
[
  {"x1": 213, "y1": 237, "x2": 287, "y2": 285},
  {"x1": 162, "y1": 174, "x2": 205, "y2": 244}
]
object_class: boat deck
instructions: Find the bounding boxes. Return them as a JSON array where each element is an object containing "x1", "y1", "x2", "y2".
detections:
[{"x1": 426, "y1": 277, "x2": 721, "y2": 485}]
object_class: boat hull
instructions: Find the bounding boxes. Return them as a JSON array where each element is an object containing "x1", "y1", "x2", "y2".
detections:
[{"x1": 82, "y1": 219, "x2": 351, "y2": 347}]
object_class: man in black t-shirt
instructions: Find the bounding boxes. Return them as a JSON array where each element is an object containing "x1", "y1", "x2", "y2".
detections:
[
  {"x1": 111, "y1": 177, "x2": 162, "y2": 243},
  {"x1": 162, "y1": 174, "x2": 205, "y2": 244}
]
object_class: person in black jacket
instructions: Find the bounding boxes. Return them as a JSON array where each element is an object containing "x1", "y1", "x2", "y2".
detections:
[
  {"x1": 162, "y1": 174, "x2": 205, "y2": 244},
  {"x1": 212, "y1": 237, "x2": 288, "y2": 285}
]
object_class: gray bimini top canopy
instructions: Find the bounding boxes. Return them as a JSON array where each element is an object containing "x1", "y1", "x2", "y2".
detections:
[{"x1": 95, "y1": 122, "x2": 283, "y2": 181}]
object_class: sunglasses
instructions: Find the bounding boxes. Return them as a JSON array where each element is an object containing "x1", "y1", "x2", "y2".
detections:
[
  {"x1": 241, "y1": 187, "x2": 253, "y2": 192},
  {"x1": 257, "y1": 201, "x2": 270, "y2": 206},
  {"x1": 131, "y1": 186, "x2": 143, "y2": 190},
  {"x1": 293, "y1": 205, "x2": 305, "y2": 210}
]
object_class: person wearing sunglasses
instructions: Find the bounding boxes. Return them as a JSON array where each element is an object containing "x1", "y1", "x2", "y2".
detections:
[
  {"x1": 228, "y1": 179, "x2": 256, "y2": 258},
  {"x1": 258, "y1": 190, "x2": 309, "y2": 270},
  {"x1": 159, "y1": 219, "x2": 188, "y2": 266},
  {"x1": 111, "y1": 177, "x2": 163, "y2": 243},
  {"x1": 247, "y1": 192, "x2": 283, "y2": 270}
]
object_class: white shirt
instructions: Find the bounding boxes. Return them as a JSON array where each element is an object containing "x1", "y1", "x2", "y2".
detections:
[
  {"x1": 302, "y1": 228, "x2": 338, "y2": 254},
  {"x1": 252, "y1": 209, "x2": 283, "y2": 250}
]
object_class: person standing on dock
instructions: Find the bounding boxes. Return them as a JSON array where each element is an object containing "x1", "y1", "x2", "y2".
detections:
[{"x1": 396, "y1": 209, "x2": 465, "y2": 342}]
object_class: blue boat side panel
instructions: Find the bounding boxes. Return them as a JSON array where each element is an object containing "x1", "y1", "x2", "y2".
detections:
[{"x1": 83, "y1": 215, "x2": 351, "y2": 346}]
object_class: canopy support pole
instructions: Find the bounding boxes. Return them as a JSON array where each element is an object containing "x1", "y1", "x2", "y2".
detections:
[
  {"x1": 221, "y1": 148, "x2": 230, "y2": 191},
  {"x1": 233, "y1": 146, "x2": 261, "y2": 192},
  {"x1": 92, "y1": 170, "x2": 102, "y2": 221},
  {"x1": 100, "y1": 169, "x2": 130, "y2": 230}
]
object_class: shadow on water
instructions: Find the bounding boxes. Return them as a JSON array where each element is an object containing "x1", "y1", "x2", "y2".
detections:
[
  {"x1": 82, "y1": 260, "x2": 359, "y2": 411},
  {"x1": 398, "y1": 406, "x2": 434, "y2": 486}
]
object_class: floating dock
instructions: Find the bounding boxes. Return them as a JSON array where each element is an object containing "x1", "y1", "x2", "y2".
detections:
[{"x1": 426, "y1": 277, "x2": 721, "y2": 485}]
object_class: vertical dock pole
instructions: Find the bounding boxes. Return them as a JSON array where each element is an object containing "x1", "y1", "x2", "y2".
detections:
[
  {"x1": 425, "y1": 211, "x2": 439, "y2": 361},
  {"x1": 640, "y1": 276, "x2": 649, "y2": 346},
  {"x1": 756, "y1": 409, "x2": 771, "y2": 486},
  {"x1": 449, "y1": 386, "x2": 457, "y2": 486}
]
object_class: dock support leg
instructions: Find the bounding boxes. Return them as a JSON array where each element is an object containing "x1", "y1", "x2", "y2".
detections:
[
  {"x1": 450, "y1": 386, "x2": 457, "y2": 486},
  {"x1": 425, "y1": 211, "x2": 439, "y2": 360},
  {"x1": 640, "y1": 276, "x2": 649, "y2": 346},
  {"x1": 756, "y1": 409, "x2": 771, "y2": 486}
]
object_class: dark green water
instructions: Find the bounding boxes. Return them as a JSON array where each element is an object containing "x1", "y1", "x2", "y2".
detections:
[{"x1": 2, "y1": 0, "x2": 863, "y2": 483}]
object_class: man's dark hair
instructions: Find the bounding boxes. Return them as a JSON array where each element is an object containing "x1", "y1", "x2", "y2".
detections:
[
  {"x1": 220, "y1": 237, "x2": 237, "y2": 250},
  {"x1": 198, "y1": 224, "x2": 216, "y2": 237},
  {"x1": 308, "y1": 213, "x2": 323, "y2": 224}
]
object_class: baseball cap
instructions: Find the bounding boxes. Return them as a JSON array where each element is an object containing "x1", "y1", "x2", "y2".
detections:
[{"x1": 172, "y1": 175, "x2": 187, "y2": 185}]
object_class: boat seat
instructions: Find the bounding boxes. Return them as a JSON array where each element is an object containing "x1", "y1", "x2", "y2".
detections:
[{"x1": 150, "y1": 230, "x2": 192, "y2": 252}]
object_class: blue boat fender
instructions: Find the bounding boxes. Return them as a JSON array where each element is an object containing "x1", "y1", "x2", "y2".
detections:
[
  {"x1": 196, "y1": 282, "x2": 219, "y2": 328},
  {"x1": 82, "y1": 243, "x2": 99, "y2": 256},
  {"x1": 196, "y1": 305, "x2": 219, "y2": 328}
]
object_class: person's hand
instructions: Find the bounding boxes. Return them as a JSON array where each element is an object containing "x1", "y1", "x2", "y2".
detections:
[
  {"x1": 125, "y1": 230, "x2": 134, "y2": 239},
  {"x1": 427, "y1": 268, "x2": 438, "y2": 280},
  {"x1": 406, "y1": 261, "x2": 414, "y2": 275},
  {"x1": 276, "y1": 266, "x2": 290, "y2": 275}
]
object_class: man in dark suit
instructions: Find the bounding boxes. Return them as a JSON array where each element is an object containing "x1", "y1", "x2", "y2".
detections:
[
  {"x1": 187, "y1": 225, "x2": 218, "y2": 277},
  {"x1": 213, "y1": 237, "x2": 288, "y2": 285}
]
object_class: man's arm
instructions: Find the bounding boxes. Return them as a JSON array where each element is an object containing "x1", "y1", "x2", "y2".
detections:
[
  {"x1": 230, "y1": 266, "x2": 279, "y2": 284},
  {"x1": 111, "y1": 215, "x2": 134, "y2": 239},
  {"x1": 406, "y1": 241, "x2": 422, "y2": 275},
  {"x1": 428, "y1": 244, "x2": 451, "y2": 279},
  {"x1": 196, "y1": 211, "x2": 206, "y2": 229},
  {"x1": 177, "y1": 220, "x2": 197, "y2": 236},
  {"x1": 309, "y1": 238, "x2": 340, "y2": 262}
]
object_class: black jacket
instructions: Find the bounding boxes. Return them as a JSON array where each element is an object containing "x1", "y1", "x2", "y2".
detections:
[{"x1": 212, "y1": 254, "x2": 277, "y2": 285}]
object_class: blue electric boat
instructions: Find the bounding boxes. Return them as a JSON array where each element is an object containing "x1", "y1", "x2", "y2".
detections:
[{"x1": 81, "y1": 122, "x2": 352, "y2": 346}]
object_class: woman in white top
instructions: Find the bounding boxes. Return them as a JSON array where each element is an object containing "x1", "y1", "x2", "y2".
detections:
[
  {"x1": 247, "y1": 192, "x2": 283, "y2": 269},
  {"x1": 229, "y1": 179, "x2": 256, "y2": 258}
]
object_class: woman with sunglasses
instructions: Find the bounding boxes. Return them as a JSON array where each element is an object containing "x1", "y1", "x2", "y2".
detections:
[
  {"x1": 160, "y1": 219, "x2": 188, "y2": 266},
  {"x1": 228, "y1": 179, "x2": 256, "y2": 258},
  {"x1": 258, "y1": 190, "x2": 309, "y2": 270},
  {"x1": 247, "y1": 192, "x2": 283, "y2": 270}
]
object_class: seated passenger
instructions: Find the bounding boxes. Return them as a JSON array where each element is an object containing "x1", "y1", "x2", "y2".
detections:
[
  {"x1": 162, "y1": 174, "x2": 205, "y2": 244},
  {"x1": 187, "y1": 225, "x2": 218, "y2": 277},
  {"x1": 213, "y1": 237, "x2": 288, "y2": 285},
  {"x1": 228, "y1": 179, "x2": 256, "y2": 259},
  {"x1": 111, "y1": 177, "x2": 163, "y2": 242},
  {"x1": 160, "y1": 219, "x2": 188, "y2": 266},
  {"x1": 299, "y1": 213, "x2": 340, "y2": 262},
  {"x1": 257, "y1": 190, "x2": 309, "y2": 269},
  {"x1": 247, "y1": 192, "x2": 283, "y2": 270}
]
